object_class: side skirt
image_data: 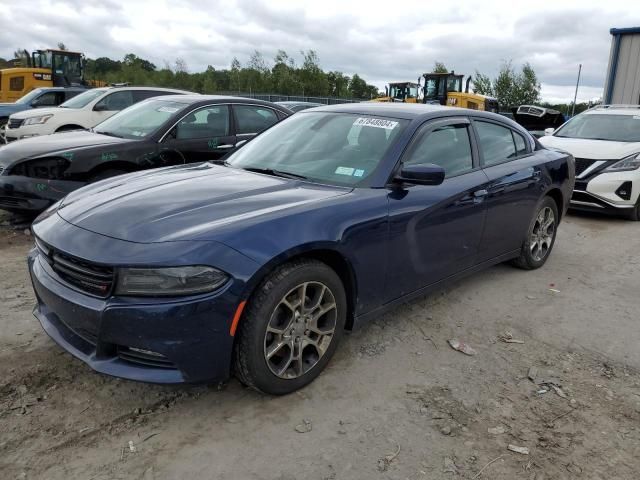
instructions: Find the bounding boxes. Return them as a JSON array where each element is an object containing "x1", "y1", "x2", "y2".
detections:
[{"x1": 352, "y1": 249, "x2": 520, "y2": 329}]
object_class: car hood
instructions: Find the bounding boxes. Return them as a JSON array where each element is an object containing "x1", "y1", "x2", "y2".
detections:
[
  {"x1": 10, "y1": 106, "x2": 67, "y2": 119},
  {"x1": 0, "y1": 131, "x2": 131, "y2": 168},
  {"x1": 539, "y1": 136, "x2": 640, "y2": 160},
  {"x1": 0, "y1": 103, "x2": 26, "y2": 114},
  {"x1": 57, "y1": 163, "x2": 351, "y2": 243}
]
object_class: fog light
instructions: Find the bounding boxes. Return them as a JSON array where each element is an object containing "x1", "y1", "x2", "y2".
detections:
[{"x1": 615, "y1": 181, "x2": 632, "y2": 200}]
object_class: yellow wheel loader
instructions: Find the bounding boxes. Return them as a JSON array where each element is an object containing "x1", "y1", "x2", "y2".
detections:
[
  {"x1": 422, "y1": 72, "x2": 499, "y2": 112},
  {"x1": 373, "y1": 81, "x2": 421, "y2": 103},
  {"x1": 0, "y1": 49, "x2": 88, "y2": 102}
]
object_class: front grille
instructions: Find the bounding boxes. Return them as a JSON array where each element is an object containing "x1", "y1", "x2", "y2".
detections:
[
  {"x1": 7, "y1": 118, "x2": 24, "y2": 129},
  {"x1": 574, "y1": 158, "x2": 595, "y2": 176},
  {"x1": 118, "y1": 347, "x2": 176, "y2": 369},
  {"x1": 36, "y1": 238, "x2": 114, "y2": 297}
]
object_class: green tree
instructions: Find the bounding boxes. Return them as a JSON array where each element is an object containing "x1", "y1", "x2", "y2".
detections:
[
  {"x1": 472, "y1": 71, "x2": 493, "y2": 96},
  {"x1": 433, "y1": 61, "x2": 448, "y2": 73},
  {"x1": 57, "y1": 42, "x2": 67, "y2": 51},
  {"x1": 473, "y1": 61, "x2": 541, "y2": 108}
]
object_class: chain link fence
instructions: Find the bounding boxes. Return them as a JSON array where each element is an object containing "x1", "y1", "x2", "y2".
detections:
[{"x1": 215, "y1": 92, "x2": 361, "y2": 104}]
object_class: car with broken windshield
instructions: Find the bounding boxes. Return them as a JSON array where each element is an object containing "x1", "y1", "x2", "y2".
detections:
[
  {"x1": 29, "y1": 103, "x2": 574, "y2": 394},
  {"x1": 0, "y1": 95, "x2": 290, "y2": 214}
]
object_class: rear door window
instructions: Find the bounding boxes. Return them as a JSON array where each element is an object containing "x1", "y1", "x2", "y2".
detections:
[
  {"x1": 475, "y1": 121, "x2": 517, "y2": 166},
  {"x1": 233, "y1": 105, "x2": 278, "y2": 134},
  {"x1": 94, "y1": 90, "x2": 134, "y2": 111},
  {"x1": 133, "y1": 90, "x2": 173, "y2": 102}
]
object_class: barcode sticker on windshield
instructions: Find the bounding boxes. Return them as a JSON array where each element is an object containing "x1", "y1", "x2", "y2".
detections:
[
  {"x1": 353, "y1": 117, "x2": 398, "y2": 130},
  {"x1": 335, "y1": 166, "x2": 355, "y2": 176},
  {"x1": 158, "y1": 106, "x2": 179, "y2": 113}
]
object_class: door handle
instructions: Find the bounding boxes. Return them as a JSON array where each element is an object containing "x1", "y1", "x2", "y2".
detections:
[
  {"x1": 216, "y1": 144, "x2": 235, "y2": 149},
  {"x1": 473, "y1": 189, "x2": 488, "y2": 198}
]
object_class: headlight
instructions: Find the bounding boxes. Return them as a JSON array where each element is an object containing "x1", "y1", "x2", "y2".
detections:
[
  {"x1": 606, "y1": 153, "x2": 640, "y2": 172},
  {"x1": 23, "y1": 114, "x2": 53, "y2": 126},
  {"x1": 115, "y1": 266, "x2": 229, "y2": 296}
]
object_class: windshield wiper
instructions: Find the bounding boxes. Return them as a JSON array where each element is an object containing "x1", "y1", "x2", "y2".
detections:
[
  {"x1": 240, "y1": 167, "x2": 309, "y2": 180},
  {"x1": 96, "y1": 131, "x2": 123, "y2": 138}
]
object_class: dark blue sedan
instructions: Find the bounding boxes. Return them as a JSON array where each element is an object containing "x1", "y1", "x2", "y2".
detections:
[{"x1": 28, "y1": 103, "x2": 574, "y2": 394}]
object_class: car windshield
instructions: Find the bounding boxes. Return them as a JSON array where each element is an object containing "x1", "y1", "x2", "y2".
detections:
[
  {"x1": 59, "y1": 88, "x2": 107, "y2": 109},
  {"x1": 554, "y1": 113, "x2": 640, "y2": 142},
  {"x1": 226, "y1": 112, "x2": 408, "y2": 186},
  {"x1": 16, "y1": 89, "x2": 44, "y2": 105},
  {"x1": 94, "y1": 99, "x2": 186, "y2": 139}
]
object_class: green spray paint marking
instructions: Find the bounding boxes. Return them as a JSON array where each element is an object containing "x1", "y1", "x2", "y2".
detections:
[
  {"x1": 101, "y1": 152, "x2": 119, "y2": 161},
  {"x1": 60, "y1": 152, "x2": 74, "y2": 160},
  {"x1": 208, "y1": 138, "x2": 218, "y2": 149},
  {"x1": 35, "y1": 183, "x2": 47, "y2": 192}
]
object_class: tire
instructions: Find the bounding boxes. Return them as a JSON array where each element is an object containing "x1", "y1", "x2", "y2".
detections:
[
  {"x1": 626, "y1": 200, "x2": 640, "y2": 221},
  {"x1": 234, "y1": 259, "x2": 347, "y2": 395},
  {"x1": 89, "y1": 169, "x2": 127, "y2": 182},
  {"x1": 511, "y1": 196, "x2": 559, "y2": 270}
]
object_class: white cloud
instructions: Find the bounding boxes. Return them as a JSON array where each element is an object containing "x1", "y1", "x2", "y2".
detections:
[{"x1": 1, "y1": 0, "x2": 639, "y2": 102}]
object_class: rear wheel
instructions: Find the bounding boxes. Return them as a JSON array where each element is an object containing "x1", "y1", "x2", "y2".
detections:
[
  {"x1": 234, "y1": 259, "x2": 347, "y2": 395},
  {"x1": 511, "y1": 196, "x2": 558, "y2": 270}
]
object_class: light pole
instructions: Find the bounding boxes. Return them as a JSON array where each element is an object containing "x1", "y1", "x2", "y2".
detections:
[{"x1": 571, "y1": 64, "x2": 582, "y2": 117}]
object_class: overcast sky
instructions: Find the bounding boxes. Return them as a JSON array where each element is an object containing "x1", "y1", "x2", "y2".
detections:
[{"x1": 2, "y1": 0, "x2": 639, "y2": 103}]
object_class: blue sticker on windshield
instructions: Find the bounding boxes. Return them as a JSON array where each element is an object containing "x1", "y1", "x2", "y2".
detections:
[{"x1": 353, "y1": 169, "x2": 365, "y2": 177}]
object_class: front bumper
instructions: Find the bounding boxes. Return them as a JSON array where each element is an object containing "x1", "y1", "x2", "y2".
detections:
[
  {"x1": 4, "y1": 124, "x2": 46, "y2": 142},
  {"x1": 27, "y1": 218, "x2": 260, "y2": 384},
  {"x1": 0, "y1": 174, "x2": 84, "y2": 213},
  {"x1": 570, "y1": 171, "x2": 638, "y2": 215}
]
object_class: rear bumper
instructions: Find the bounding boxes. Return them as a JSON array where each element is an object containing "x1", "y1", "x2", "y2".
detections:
[
  {"x1": 28, "y1": 247, "x2": 241, "y2": 384},
  {"x1": 0, "y1": 175, "x2": 84, "y2": 213}
]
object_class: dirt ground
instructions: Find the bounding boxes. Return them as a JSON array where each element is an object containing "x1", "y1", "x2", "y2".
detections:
[{"x1": 1, "y1": 210, "x2": 639, "y2": 480}]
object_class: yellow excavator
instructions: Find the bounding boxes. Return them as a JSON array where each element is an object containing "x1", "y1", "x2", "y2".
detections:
[
  {"x1": 422, "y1": 71, "x2": 499, "y2": 112},
  {"x1": 373, "y1": 81, "x2": 421, "y2": 103},
  {"x1": 0, "y1": 49, "x2": 105, "y2": 102}
]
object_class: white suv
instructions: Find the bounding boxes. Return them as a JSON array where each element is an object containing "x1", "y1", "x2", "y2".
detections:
[
  {"x1": 3, "y1": 86, "x2": 192, "y2": 143},
  {"x1": 539, "y1": 105, "x2": 640, "y2": 220}
]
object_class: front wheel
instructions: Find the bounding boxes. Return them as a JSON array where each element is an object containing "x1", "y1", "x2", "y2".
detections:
[
  {"x1": 234, "y1": 259, "x2": 347, "y2": 395},
  {"x1": 511, "y1": 196, "x2": 558, "y2": 270}
]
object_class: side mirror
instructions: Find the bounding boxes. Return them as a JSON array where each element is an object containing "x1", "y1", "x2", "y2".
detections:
[
  {"x1": 544, "y1": 127, "x2": 555, "y2": 136},
  {"x1": 395, "y1": 163, "x2": 445, "y2": 186},
  {"x1": 93, "y1": 103, "x2": 108, "y2": 112}
]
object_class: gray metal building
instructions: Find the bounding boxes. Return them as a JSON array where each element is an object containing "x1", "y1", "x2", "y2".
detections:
[{"x1": 604, "y1": 27, "x2": 640, "y2": 104}]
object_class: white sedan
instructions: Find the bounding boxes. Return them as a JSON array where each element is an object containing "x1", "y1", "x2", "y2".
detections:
[
  {"x1": 3, "y1": 86, "x2": 192, "y2": 143},
  {"x1": 539, "y1": 105, "x2": 640, "y2": 220}
]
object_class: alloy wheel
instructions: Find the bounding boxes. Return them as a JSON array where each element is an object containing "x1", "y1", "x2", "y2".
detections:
[
  {"x1": 530, "y1": 206, "x2": 555, "y2": 262},
  {"x1": 263, "y1": 281, "x2": 337, "y2": 379}
]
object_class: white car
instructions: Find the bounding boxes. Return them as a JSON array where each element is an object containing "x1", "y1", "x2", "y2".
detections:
[
  {"x1": 3, "y1": 86, "x2": 192, "y2": 143},
  {"x1": 539, "y1": 105, "x2": 640, "y2": 220}
]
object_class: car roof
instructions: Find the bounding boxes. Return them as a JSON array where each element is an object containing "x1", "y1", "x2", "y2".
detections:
[
  {"x1": 155, "y1": 94, "x2": 292, "y2": 111},
  {"x1": 583, "y1": 105, "x2": 640, "y2": 116},
  {"x1": 32, "y1": 86, "x2": 87, "y2": 92},
  {"x1": 306, "y1": 102, "x2": 507, "y2": 121},
  {"x1": 100, "y1": 86, "x2": 193, "y2": 94}
]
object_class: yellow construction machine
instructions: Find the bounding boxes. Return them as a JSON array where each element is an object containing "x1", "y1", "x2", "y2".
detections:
[
  {"x1": 422, "y1": 71, "x2": 498, "y2": 112},
  {"x1": 374, "y1": 81, "x2": 421, "y2": 103},
  {"x1": 0, "y1": 49, "x2": 90, "y2": 102}
]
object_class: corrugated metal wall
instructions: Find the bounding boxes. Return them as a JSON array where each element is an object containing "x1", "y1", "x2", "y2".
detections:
[{"x1": 604, "y1": 31, "x2": 640, "y2": 104}]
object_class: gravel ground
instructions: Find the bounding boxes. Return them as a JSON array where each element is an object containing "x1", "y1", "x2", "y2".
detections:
[{"x1": 1, "y1": 211, "x2": 639, "y2": 480}]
